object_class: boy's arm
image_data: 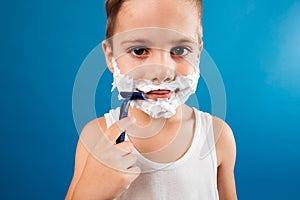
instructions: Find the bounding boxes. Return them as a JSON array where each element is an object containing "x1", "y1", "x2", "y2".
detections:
[
  {"x1": 213, "y1": 116, "x2": 238, "y2": 200},
  {"x1": 65, "y1": 116, "x2": 140, "y2": 200},
  {"x1": 65, "y1": 117, "x2": 105, "y2": 199}
]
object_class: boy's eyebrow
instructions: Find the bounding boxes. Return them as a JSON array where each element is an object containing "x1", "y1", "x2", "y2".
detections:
[
  {"x1": 120, "y1": 39, "x2": 153, "y2": 45},
  {"x1": 170, "y1": 38, "x2": 198, "y2": 45},
  {"x1": 119, "y1": 37, "x2": 198, "y2": 46}
]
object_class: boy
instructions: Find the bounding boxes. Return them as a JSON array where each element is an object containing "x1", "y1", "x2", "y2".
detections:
[{"x1": 66, "y1": 0, "x2": 237, "y2": 199}]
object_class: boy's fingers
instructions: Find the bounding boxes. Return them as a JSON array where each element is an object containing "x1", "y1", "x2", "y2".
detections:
[
  {"x1": 125, "y1": 166, "x2": 141, "y2": 185},
  {"x1": 104, "y1": 117, "x2": 136, "y2": 143},
  {"x1": 115, "y1": 141, "x2": 134, "y2": 155},
  {"x1": 122, "y1": 153, "x2": 137, "y2": 168},
  {"x1": 112, "y1": 153, "x2": 137, "y2": 172}
]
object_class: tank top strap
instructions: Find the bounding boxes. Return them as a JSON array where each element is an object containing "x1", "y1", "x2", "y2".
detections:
[{"x1": 193, "y1": 108, "x2": 218, "y2": 176}]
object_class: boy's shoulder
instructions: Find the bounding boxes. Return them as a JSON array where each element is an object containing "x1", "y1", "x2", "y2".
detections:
[
  {"x1": 211, "y1": 115, "x2": 236, "y2": 167},
  {"x1": 192, "y1": 107, "x2": 232, "y2": 145},
  {"x1": 79, "y1": 116, "x2": 108, "y2": 147},
  {"x1": 83, "y1": 116, "x2": 107, "y2": 133}
]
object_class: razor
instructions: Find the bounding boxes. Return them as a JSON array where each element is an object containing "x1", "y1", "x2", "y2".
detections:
[{"x1": 116, "y1": 91, "x2": 146, "y2": 144}]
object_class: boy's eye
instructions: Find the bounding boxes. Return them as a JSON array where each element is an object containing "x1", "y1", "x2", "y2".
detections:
[
  {"x1": 130, "y1": 47, "x2": 149, "y2": 56},
  {"x1": 170, "y1": 46, "x2": 190, "y2": 56}
]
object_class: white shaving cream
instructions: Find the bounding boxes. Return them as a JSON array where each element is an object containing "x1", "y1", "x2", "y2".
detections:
[{"x1": 111, "y1": 58, "x2": 199, "y2": 118}]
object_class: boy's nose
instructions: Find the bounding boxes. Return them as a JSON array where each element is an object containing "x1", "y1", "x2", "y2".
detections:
[{"x1": 145, "y1": 50, "x2": 176, "y2": 84}]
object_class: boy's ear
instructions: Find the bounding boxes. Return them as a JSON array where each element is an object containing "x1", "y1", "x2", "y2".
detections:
[
  {"x1": 102, "y1": 40, "x2": 114, "y2": 73},
  {"x1": 197, "y1": 41, "x2": 204, "y2": 60}
]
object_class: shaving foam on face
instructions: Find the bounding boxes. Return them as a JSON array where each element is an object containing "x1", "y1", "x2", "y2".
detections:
[{"x1": 111, "y1": 57, "x2": 199, "y2": 118}]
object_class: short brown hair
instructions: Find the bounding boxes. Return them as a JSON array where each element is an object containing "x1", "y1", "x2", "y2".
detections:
[{"x1": 104, "y1": 0, "x2": 203, "y2": 39}]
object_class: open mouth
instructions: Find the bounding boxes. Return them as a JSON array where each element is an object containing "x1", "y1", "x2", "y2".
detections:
[{"x1": 136, "y1": 89, "x2": 176, "y2": 100}]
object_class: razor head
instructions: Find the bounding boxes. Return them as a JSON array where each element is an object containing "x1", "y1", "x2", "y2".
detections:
[{"x1": 120, "y1": 92, "x2": 146, "y2": 100}]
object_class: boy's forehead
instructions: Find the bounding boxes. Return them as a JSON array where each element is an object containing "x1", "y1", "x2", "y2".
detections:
[
  {"x1": 114, "y1": 0, "x2": 201, "y2": 42},
  {"x1": 111, "y1": 28, "x2": 200, "y2": 48}
]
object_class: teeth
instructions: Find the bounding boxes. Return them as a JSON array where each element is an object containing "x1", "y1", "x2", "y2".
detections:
[
  {"x1": 136, "y1": 88, "x2": 175, "y2": 94},
  {"x1": 136, "y1": 86, "x2": 173, "y2": 92},
  {"x1": 135, "y1": 80, "x2": 179, "y2": 93}
]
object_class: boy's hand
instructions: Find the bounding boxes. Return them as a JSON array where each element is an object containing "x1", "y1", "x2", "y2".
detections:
[{"x1": 72, "y1": 117, "x2": 140, "y2": 200}]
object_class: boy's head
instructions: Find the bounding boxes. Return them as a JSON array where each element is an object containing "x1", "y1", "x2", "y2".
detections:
[
  {"x1": 103, "y1": 0, "x2": 203, "y2": 70},
  {"x1": 102, "y1": 0, "x2": 203, "y2": 118}
]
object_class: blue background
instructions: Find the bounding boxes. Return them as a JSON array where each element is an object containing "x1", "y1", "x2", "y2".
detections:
[{"x1": 1, "y1": 0, "x2": 299, "y2": 199}]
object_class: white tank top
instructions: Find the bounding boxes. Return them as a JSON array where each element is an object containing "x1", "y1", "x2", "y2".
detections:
[{"x1": 104, "y1": 107, "x2": 219, "y2": 200}]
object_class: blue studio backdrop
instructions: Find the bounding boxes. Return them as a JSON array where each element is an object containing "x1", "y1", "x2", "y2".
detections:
[{"x1": 1, "y1": 0, "x2": 299, "y2": 199}]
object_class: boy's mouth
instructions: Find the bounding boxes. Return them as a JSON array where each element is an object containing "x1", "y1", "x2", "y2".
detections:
[{"x1": 136, "y1": 89, "x2": 175, "y2": 100}]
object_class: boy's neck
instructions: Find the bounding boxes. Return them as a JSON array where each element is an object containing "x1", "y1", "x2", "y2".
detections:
[{"x1": 126, "y1": 104, "x2": 196, "y2": 162}]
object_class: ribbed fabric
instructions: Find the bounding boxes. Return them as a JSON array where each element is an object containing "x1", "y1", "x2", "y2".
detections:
[{"x1": 104, "y1": 107, "x2": 219, "y2": 200}]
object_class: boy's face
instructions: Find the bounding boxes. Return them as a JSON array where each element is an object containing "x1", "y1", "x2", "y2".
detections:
[{"x1": 103, "y1": 0, "x2": 202, "y2": 100}]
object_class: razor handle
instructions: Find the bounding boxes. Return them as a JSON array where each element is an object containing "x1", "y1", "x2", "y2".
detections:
[{"x1": 116, "y1": 99, "x2": 131, "y2": 144}]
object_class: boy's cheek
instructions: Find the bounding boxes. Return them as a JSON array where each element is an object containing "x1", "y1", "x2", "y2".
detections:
[{"x1": 114, "y1": 57, "x2": 143, "y2": 76}]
